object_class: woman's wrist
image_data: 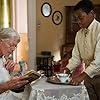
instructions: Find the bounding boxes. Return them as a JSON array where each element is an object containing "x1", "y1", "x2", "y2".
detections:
[{"x1": 0, "y1": 82, "x2": 9, "y2": 94}]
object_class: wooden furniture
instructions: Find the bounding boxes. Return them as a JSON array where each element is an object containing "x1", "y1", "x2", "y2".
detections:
[
  {"x1": 36, "y1": 51, "x2": 54, "y2": 77},
  {"x1": 60, "y1": 6, "x2": 79, "y2": 58},
  {"x1": 94, "y1": 5, "x2": 100, "y2": 22},
  {"x1": 65, "y1": 6, "x2": 80, "y2": 44}
]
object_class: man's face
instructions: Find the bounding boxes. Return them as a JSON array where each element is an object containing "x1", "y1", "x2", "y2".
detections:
[{"x1": 74, "y1": 9, "x2": 92, "y2": 28}]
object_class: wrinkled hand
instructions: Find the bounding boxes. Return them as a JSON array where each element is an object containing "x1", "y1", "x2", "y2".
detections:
[
  {"x1": 69, "y1": 72, "x2": 87, "y2": 86},
  {"x1": 5, "y1": 59, "x2": 16, "y2": 73},
  {"x1": 6, "y1": 76, "x2": 29, "y2": 90}
]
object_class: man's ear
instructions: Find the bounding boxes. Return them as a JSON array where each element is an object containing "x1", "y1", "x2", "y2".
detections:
[
  {"x1": 0, "y1": 39, "x2": 3, "y2": 44},
  {"x1": 90, "y1": 10, "x2": 96, "y2": 18},
  {"x1": 0, "y1": 40, "x2": 3, "y2": 48}
]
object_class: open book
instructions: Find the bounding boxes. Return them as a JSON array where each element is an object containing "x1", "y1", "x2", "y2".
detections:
[
  {"x1": 24, "y1": 70, "x2": 41, "y2": 84},
  {"x1": 11, "y1": 70, "x2": 41, "y2": 93}
]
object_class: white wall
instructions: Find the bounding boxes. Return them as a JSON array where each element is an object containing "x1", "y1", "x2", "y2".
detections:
[
  {"x1": 27, "y1": 0, "x2": 37, "y2": 70},
  {"x1": 14, "y1": 0, "x2": 27, "y2": 33}
]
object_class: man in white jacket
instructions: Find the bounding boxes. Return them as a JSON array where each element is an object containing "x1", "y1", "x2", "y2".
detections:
[{"x1": 61, "y1": 0, "x2": 100, "y2": 100}]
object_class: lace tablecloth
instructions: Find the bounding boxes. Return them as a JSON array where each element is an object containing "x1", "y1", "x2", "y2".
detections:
[{"x1": 29, "y1": 77, "x2": 89, "y2": 100}]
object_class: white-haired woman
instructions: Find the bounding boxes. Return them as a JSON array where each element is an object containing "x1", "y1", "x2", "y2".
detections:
[{"x1": 0, "y1": 28, "x2": 29, "y2": 100}]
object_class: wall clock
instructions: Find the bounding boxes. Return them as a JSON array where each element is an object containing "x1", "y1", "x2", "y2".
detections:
[
  {"x1": 41, "y1": 2, "x2": 52, "y2": 17},
  {"x1": 52, "y1": 11, "x2": 63, "y2": 25}
]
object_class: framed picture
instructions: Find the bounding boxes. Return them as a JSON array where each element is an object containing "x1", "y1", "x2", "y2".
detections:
[
  {"x1": 41, "y1": 2, "x2": 52, "y2": 17},
  {"x1": 52, "y1": 11, "x2": 63, "y2": 25}
]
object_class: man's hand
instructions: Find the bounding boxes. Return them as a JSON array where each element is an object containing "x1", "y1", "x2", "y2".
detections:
[{"x1": 69, "y1": 72, "x2": 88, "y2": 85}]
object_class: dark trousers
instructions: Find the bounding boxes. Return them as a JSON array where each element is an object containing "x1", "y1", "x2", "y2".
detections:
[{"x1": 84, "y1": 74, "x2": 100, "y2": 100}]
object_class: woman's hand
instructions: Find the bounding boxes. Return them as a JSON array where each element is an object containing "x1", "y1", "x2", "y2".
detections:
[
  {"x1": 0, "y1": 76, "x2": 29, "y2": 93},
  {"x1": 5, "y1": 59, "x2": 16, "y2": 73},
  {"x1": 6, "y1": 76, "x2": 29, "y2": 90}
]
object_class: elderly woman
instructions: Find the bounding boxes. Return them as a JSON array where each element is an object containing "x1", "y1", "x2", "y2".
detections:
[{"x1": 0, "y1": 28, "x2": 29, "y2": 99}]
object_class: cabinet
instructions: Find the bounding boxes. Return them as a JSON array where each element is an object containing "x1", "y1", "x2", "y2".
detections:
[
  {"x1": 65, "y1": 6, "x2": 80, "y2": 44},
  {"x1": 94, "y1": 5, "x2": 100, "y2": 22},
  {"x1": 61, "y1": 6, "x2": 79, "y2": 58}
]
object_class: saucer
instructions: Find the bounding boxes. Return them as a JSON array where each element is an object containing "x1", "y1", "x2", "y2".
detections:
[{"x1": 47, "y1": 76, "x2": 70, "y2": 85}]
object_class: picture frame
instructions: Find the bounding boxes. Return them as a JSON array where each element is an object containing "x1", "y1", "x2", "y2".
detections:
[
  {"x1": 41, "y1": 2, "x2": 52, "y2": 17},
  {"x1": 52, "y1": 11, "x2": 63, "y2": 25}
]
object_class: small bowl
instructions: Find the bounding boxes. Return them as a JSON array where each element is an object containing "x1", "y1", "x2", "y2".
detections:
[{"x1": 57, "y1": 73, "x2": 70, "y2": 83}]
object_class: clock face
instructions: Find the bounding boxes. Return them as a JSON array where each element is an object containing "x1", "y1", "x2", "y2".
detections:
[
  {"x1": 41, "y1": 3, "x2": 52, "y2": 17},
  {"x1": 52, "y1": 11, "x2": 63, "y2": 25}
]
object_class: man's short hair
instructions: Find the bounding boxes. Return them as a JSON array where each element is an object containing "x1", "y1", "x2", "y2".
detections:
[{"x1": 74, "y1": 0, "x2": 95, "y2": 14}]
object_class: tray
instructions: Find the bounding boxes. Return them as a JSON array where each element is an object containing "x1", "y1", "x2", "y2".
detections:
[{"x1": 46, "y1": 76, "x2": 70, "y2": 85}]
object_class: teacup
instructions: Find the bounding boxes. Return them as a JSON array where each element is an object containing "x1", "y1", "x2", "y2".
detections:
[{"x1": 57, "y1": 73, "x2": 70, "y2": 83}]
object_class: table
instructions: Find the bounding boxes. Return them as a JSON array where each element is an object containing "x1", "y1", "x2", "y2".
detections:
[{"x1": 29, "y1": 77, "x2": 89, "y2": 100}]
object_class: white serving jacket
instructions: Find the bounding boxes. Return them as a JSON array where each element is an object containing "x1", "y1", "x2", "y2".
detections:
[{"x1": 67, "y1": 19, "x2": 100, "y2": 78}]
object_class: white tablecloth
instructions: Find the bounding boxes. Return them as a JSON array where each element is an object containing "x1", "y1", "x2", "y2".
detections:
[{"x1": 29, "y1": 77, "x2": 89, "y2": 100}]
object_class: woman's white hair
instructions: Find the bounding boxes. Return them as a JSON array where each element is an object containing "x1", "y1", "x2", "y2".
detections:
[{"x1": 0, "y1": 28, "x2": 20, "y2": 42}]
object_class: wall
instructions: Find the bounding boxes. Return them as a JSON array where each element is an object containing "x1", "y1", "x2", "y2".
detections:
[
  {"x1": 36, "y1": 0, "x2": 100, "y2": 61},
  {"x1": 27, "y1": 0, "x2": 37, "y2": 70},
  {"x1": 36, "y1": 0, "x2": 79, "y2": 61}
]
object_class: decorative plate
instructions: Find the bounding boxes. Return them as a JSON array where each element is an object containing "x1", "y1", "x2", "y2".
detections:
[
  {"x1": 41, "y1": 2, "x2": 52, "y2": 17},
  {"x1": 52, "y1": 11, "x2": 63, "y2": 25}
]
